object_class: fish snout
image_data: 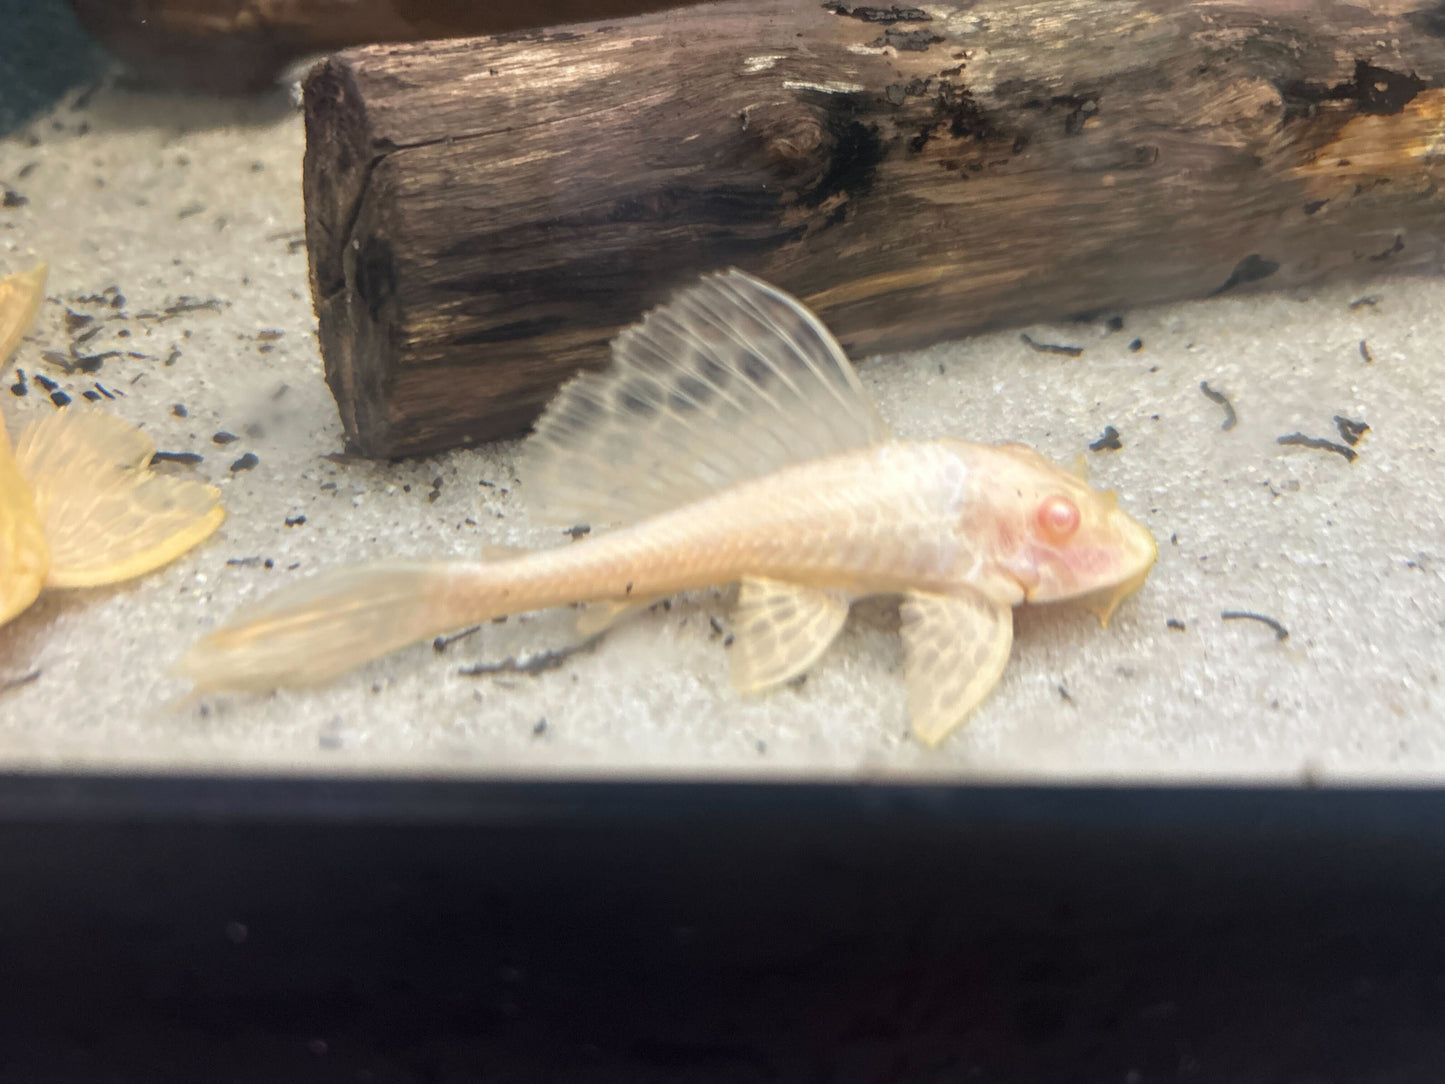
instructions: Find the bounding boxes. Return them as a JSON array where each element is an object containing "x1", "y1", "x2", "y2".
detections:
[{"x1": 1084, "y1": 510, "x2": 1158, "y2": 626}]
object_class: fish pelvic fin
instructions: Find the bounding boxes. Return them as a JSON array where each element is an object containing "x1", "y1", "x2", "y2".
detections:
[
  {"x1": 730, "y1": 577, "x2": 851, "y2": 694},
  {"x1": 901, "y1": 590, "x2": 1014, "y2": 747},
  {"x1": 176, "y1": 561, "x2": 476, "y2": 694},
  {"x1": 522, "y1": 269, "x2": 891, "y2": 527}
]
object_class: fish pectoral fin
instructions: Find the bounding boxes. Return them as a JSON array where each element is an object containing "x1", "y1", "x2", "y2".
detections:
[
  {"x1": 14, "y1": 407, "x2": 224, "y2": 588},
  {"x1": 900, "y1": 590, "x2": 1014, "y2": 747},
  {"x1": 730, "y1": 577, "x2": 851, "y2": 694}
]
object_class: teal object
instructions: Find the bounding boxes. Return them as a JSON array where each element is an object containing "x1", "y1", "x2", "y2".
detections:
[{"x1": 0, "y1": 0, "x2": 104, "y2": 137}]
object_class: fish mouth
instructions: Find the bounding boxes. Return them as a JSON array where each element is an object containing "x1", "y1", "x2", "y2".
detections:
[
  {"x1": 1081, "y1": 516, "x2": 1158, "y2": 626},
  {"x1": 1083, "y1": 565, "x2": 1151, "y2": 627},
  {"x1": 1002, "y1": 554, "x2": 1042, "y2": 602}
]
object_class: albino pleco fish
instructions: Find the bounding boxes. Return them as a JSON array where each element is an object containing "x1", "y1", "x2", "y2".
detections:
[
  {"x1": 178, "y1": 271, "x2": 1156, "y2": 744},
  {"x1": 1, "y1": 263, "x2": 226, "y2": 627}
]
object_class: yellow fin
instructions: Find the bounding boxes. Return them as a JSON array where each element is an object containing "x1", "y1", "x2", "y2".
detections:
[
  {"x1": 523, "y1": 269, "x2": 891, "y2": 526},
  {"x1": 13, "y1": 408, "x2": 224, "y2": 588},
  {"x1": 177, "y1": 561, "x2": 464, "y2": 693},
  {"x1": 0, "y1": 414, "x2": 48, "y2": 626},
  {"x1": 0, "y1": 263, "x2": 47, "y2": 371},
  {"x1": 901, "y1": 590, "x2": 1014, "y2": 746},
  {"x1": 1069, "y1": 453, "x2": 1089, "y2": 481},
  {"x1": 730, "y1": 577, "x2": 851, "y2": 694}
]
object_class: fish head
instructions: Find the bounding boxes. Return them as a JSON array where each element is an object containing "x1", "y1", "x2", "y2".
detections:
[{"x1": 979, "y1": 443, "x2": 1157, "y2": 625}]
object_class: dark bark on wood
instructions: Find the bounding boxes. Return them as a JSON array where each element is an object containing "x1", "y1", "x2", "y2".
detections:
[
  {"x1": 304, "y1": 0, "x2": 1445, "y2": 458},
  {"x1": 68, "y1": 0, "x2": 680, "y2": 92}
]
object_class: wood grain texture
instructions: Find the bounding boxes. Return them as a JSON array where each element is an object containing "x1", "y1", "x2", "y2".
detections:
[{"x1": 303, "y1": 0, "x2": 1445, "y2": 457}]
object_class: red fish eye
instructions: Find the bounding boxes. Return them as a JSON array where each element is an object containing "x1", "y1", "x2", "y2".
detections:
[{"x1": 1036, "y1": 495, "x2": 1080, "y2": 540}]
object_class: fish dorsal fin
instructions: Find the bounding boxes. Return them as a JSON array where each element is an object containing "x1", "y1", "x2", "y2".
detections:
[
  {"x1": 523, "y1": 269, "x2": 891, "y2": 526},
  {"x1": 14, "y1": 408, "x2": 225, "y2": 588},
  {"x1": 901, "y1": 590, "x2": 1014, "y2": 746},
  {"x1": 730, "y1": 577, "x2": 852, "y2": 693}
]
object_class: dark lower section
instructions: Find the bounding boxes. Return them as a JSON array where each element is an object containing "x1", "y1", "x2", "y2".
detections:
[{"x1": 0, "y1": 777, "x2": 1442, "y2": 1081}]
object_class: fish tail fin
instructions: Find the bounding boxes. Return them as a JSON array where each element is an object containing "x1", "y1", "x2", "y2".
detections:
[{"x1": 176, "y1": 560, "x2": 481, "y2": 694}]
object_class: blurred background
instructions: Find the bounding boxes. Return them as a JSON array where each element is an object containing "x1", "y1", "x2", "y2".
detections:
[{"x1": 0, "y1": 0, "x2": 102, "y2": 136}]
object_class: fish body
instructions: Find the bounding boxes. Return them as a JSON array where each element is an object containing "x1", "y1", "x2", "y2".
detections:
[
  {"x1": 180, "y1": 271, "x2": 1156, "y2": 744},
  {"x1": 461, "y1": 441, "x2": 993, "y2": 605},
  {"x1": 433, "y1": 437, "x2": 1144, "y2": 611}
]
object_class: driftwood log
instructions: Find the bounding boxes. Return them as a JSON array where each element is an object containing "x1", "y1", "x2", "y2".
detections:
[
  {"x1": 304, "y1": 0, "x2": 1445, "y2": 458},
  {"x1": 69, "y1": 0, "x2": 681, "y2": 92}
]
